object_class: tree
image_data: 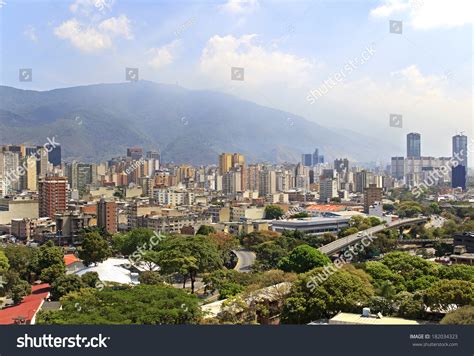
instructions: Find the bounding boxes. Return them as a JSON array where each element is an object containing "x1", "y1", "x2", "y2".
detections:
[
  {"x1": 264, "y1": 205, "x2": 284, "y2": 220},
  {"x1": 424, "y1": 280, "x2": 474, "y2": 312},
  {"x1": 396, "y1": 201, "x2": 423, "y2": 218},
  {"x1": 208, "y1": 232, "x2": 239, "y2": 266},
  {"x1": 278, "y1": 245, "x2": 330, "y2": 273},
  {"x1": 196, "y1": 225, "x2": 216, "y2": 235},
  {"x1": 2, "y1": 270, "x2": 31, "y2": 304},
  {"x1": 81, "y1": 272, "x2": 100, "y2": 288},
  {"x1": 10, "y1": 280, "x2": 31, "y2": 304},
  {"x1": 50, "y1": 274, "x2": 85, "y2": 300},
  {"x1": 281, "y1": 267, "x2": 374, "y2": 324},
  {"x1": 364, "y1": 261, "x2": 406, "y2": 292},
  {"x1": 138, "y1": 271, "x2": 164, "y2": 285},
  {"x1": 241, "y1": 231, "x2": 279, "y2": 248},
  {"x1": 36, "y1": 285, "x2": 201, "y2": 325},
  {"x1": 440, "y1": 306, "x2": 474, "y2": 325},
  {"x1": 219, "y1": 282, "x2": 245, "y2": 299},
  {"x1": 438, "y1": 264, "x2": 474, "y2": 282},
  {"x1": 340, "y1": 227, "x2": 358, "y2": 237},
  {"x1": 36, "y1": 241, "x2": 65, "y2": 283},
  {"x1": 394, "y1": 291, "x2": 425, "y2": 319},
  {"x1": 157, "y1": 235, "x2": 223, "y2": 293},
  {"x1": 112, "y1": 228, "x2": 157, "y2": 256},
  {"x1": 0, "y1": 250, "x2": 9, "y2": 274},
  {"x1": 2, "y1": 245, "x2": 38, "y2": 282},
  {"x1": 380, "y1": 251, "x2": 439, "y2": 281},
  {"x1": 253, "y1": 241, "x2": 288, "y2": 270},
  {"x1": 79, "y1": 232, "x2": 110, "y2": 267}
]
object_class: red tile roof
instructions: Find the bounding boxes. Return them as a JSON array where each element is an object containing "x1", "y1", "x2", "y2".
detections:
[
  {"x1": 64, "y1": 254, "x2": 81, "y2": 266},
  {"x1": 0, "y1": 283, "x2": 50, "y2": 325}
]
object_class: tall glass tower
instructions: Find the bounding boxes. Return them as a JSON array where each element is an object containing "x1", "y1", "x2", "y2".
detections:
[
  {"x1": 452, "y1": 134, "x2": 468, "y2": 190},
  {"x1": 407, "y1": 133, "x2": 421, "y2": 158}
]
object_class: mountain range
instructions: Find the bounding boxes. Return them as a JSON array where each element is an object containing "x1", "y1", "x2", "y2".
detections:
[{"x1": 0, "y1": 81, "x2": 393, "y2": 165}]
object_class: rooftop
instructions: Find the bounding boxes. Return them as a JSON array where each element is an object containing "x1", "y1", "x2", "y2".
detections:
[
  {"x1": 329, "y1": 312, "x2": 420, "y2": 325},
  {"x1": 0, "y1": 283, "x2": 50, "y2": 325}
]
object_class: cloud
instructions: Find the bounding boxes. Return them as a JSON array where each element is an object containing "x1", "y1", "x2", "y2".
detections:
[
  {"x1": 220, "y1": 0, "x2": 259, "y2": 14},
  {"x1": 24, "y1": 25, "x2": 38, "y2": 42},
  {"x1": 370, "y1": 0, "x2": 473, "y2": 29},
  {"x1": 199, "y1": 34, "x2": 316, "y2": 88},
  {"x1": 99, "y1": 14, "x2": 133, "y2": 39},
  {"x1": 54, "y1": 15, "x2": 132, "y2": 52},
  {"x1": 70, "y1": 0, "x2": 114, "y2": 15},
  {"x1": 147, "y1": 40, "x2": 181, "y2": 69}
]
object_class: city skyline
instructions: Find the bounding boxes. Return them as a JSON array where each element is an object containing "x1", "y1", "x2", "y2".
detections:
[{"x1": 0, "y1": 0, "x2": 472, "y2": 164}]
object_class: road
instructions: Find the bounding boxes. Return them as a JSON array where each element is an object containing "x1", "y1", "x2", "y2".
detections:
[
  {"x1": 232, "y1": 249, "x2": 256, "y2": 273},
  {"x1": 318, "y1": 217, "x2": 429, "y2": 256}
]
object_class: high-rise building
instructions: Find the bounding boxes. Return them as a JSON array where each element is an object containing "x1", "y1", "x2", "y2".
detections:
[
  {"x1": 407, "y1": 133, "x2": 421, "y2": 158},
  {"x1": 48, "y1": 144, "x2": 62, "y2": 166},
  {"x1": 77, "y1": 163, "x2": 93, "y2": 193},
  {"x1": 97, "y1": 198, "x2": 117, "y2": 234},
  {"x1": 36, "y1": 146, "x2": 49, "y2": 177},
  {"x1": 319, "y1": 177, "x2": 338, "y2": 202},
  {"x1": 354, "y1": 170, "x2": 373, "y2": 193},
  {"x1": 364, "y1": 184, "x2": 383, "y2": 213},
  {"x1": 391, "y1": 157, "x2": 405, "y2": 180},
  {"x1": 0, "y1": 151, "x2": 20, "y2": 195},
  {"x1": 38, "y1": 176, "x2": 67, "y2": 218},
  {"x1": 259, "y1": 168, "x2": 276, "y2": 196},
  {"x1": 334, "y1": 158, "x2": 349, "y2": 175},
  {"x1": 452, "y1": 134, "x2": 468, "y2": 190},
  {"x1": 301, "y1": 154, "x2": 313, "y2": 167},
  {"x1": 127, "y1": 147, "x2": 143, "y2": 161},
  {"x1": 219, "y1": 153, "x2": 233, "y2": 175}
]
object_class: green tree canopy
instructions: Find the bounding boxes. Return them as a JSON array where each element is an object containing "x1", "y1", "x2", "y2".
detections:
[
  {"x1": 196, "y1": 225, "x2": 216, "y2": 235},
  {"x1": 37, "y1": 242, "x2": 65, "y2": 283},
  {"x1": 281, "y1": 266, "x2": 374, "y2": 323},
  {"x1": 157, "y1": 235, "x2": 223, "y2": 293},
  {"x1": 424, "y1": 280, "x2": 474, "y2": 312},
  {"x1": 0, "y1": 250, "x2": 9, "y2": 274},
  {"x1": 112, "y1": 228, "x2": 158, "y2": 256},
  {"x1": 2, "y1": 244, "x2": 38, "y2": 282},
  {"x1": 37, "y1": 285, "x2": 201, "y2": 324},
  {"x1": 278, "y1": 245, "x2": 330, "y2": 273},
  {"x1": 440, "y1": 306, "x2": 474, "y2": 325},
  {"x1": 264, "y1": 205, "x2": 284, "y2": 220},
  {"x1": 50, "y1": 274, "x2": 85, "y2": 300},
  {"x1": 79, "y1": 232, "x2": 111, "y2": 267}
]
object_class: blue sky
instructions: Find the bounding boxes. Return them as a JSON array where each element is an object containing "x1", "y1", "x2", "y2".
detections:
[{"x1": 0, "y1": 0, "x2": 472, "y2": 162}]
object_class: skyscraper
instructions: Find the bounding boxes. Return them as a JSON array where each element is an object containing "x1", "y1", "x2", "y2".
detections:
[
  {"x1": 127, "y1": 147, "x2": 143, "y2": 161},
  {"x1": 301, "y1": 154, "x2": 313, "y2": 167},
  {"x1": 334, "y1": 158, "x2": 349, "y2": 175},
  {"x1": 48, "y1": 144, "x2": 62, "y2": 166},
  {"x1": 407, "y1": 133, "x2": 421, "y2": 158},
  {"x1": 38, "y1": 176, "x2": 67, "y2": 218},
  {"x1": 219, "y1": 153, "x2": 233, "y2": 175},
  {"x1": 452, "y1": 134, "x2": 468, "y2": 190}
]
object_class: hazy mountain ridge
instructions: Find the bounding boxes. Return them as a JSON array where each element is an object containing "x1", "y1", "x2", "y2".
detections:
[{"x1": 0, "y1": 82, "x2": 391, "y2": 164}]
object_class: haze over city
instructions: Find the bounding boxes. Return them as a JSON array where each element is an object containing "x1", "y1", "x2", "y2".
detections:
[{"x1": 0, "y1": 0, "x2": 472, "y2": 164}]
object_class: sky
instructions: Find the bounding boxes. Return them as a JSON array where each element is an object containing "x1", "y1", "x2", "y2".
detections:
[{"x1": 0, "y1": 0, "x2": 472, "y2": 163}]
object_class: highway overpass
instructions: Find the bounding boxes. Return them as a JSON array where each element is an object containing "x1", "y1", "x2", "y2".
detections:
[{"x1": 318, "y1": 217, "x2": 429, "y2": 256}]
